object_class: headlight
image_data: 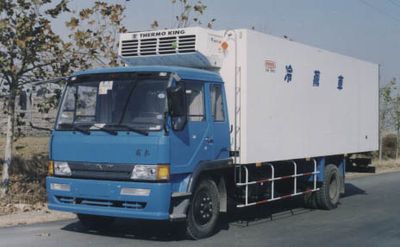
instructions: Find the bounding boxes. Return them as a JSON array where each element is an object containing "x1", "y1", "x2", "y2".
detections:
[
  {"x1": 131, "y1": 164, "x2": 169, "y2": 181},
  {"x1": 54, "y1": 161, "x2": 72, "y2": 176}
]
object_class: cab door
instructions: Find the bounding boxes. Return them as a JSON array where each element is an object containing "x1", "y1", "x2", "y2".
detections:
[
  {"x1": 169, "y1": 81, "x2": 213, "y2": 173},
  {"x1": 207, "y1": 83, "x2": 230, "y2": 160}
]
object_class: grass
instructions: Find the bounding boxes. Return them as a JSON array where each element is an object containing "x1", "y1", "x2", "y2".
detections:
[
  {"x1": 0, "y1": 137, "x2": 49, "y2": 215},
  {"x1": 373, "y1": 159, "x2": 400, "y2": 172},
  {"x1": 0, "y1": 136, "x2": 49, "y2": 159}
]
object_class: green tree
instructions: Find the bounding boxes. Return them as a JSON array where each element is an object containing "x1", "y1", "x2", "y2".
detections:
[
  {"x1": 379, "y1": 79, "x2": 396, "y2": 160},
  {"x1": 390, "y1": 79, "x2": 400, "y2": 159},
  {"x1": 0, "y1": 0, "x2": 70, "y2": 197},
  {"x1": 35, "y1": 1, "x2": 128, "y2": 114},
  {"x1": 65, "y1": 1, "x2": 127, "y2": 70}
]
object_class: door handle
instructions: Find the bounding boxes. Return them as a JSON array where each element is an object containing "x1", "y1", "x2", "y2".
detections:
[{"x1": 204, "y1": 137, "x2": 214, "y2": 144}]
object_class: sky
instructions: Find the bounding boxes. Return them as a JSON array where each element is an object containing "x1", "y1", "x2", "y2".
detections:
[{"x1": 52, "y1": 0, "x2": 400, "y2": 85}]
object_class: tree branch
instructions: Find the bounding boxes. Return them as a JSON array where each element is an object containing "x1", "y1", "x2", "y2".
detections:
[{"x1": 19, "y1": 61, "x2": 54, "y2": 75}]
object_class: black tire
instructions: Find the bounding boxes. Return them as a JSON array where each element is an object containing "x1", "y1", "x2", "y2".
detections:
[
  {"x1": 303, "y1": 191, "x2": 319, "y2": 209},
  {"x1": 315, "y1": 164, "x2": 341, "y2": 210},
  {"x1": 186, "y1": 178, "x2": 220, "y2": 239},
  {"x1": 77, "y1": 214, "x2": 115, "y2": 230}
]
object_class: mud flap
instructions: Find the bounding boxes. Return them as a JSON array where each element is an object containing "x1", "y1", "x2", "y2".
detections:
[{"x1": 169, "y1": 192, "x2": 191, "y2": 221}]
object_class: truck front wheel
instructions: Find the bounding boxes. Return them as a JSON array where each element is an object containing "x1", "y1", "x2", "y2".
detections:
[
  {"x1": 316, "y1": 164, "x2": 341, "y2": 210},
  {"x1": 77, "y1": 214, "x2": 115, "y2": 231},
  {"x1": 186, "y1": 178, "x2": 220, "y2": 239}
]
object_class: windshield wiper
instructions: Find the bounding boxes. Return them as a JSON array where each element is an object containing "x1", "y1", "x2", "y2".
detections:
[
  {"x1": 105, "y1": 124, "x2": 148, "y2": 136},
  {"x1": 90, "y1": 125, "x2": 118, "y2": 136},
  {"x1": 59, "y1": 123, "x2": 91, "y2": 135}
]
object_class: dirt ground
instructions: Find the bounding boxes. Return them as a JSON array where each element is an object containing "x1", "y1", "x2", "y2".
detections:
[{"x1": 0, "y1": 208, "x2": 75, "y2": 228}]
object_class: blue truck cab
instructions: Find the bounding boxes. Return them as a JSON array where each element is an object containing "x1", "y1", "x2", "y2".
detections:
[{"x1": 47, "y1": 66, "x2": 232, "y2": 238}]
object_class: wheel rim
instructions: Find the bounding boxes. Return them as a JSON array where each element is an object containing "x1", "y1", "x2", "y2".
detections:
[
  {"x1": 193, "y1": 189, "x2": 214, "y2": 226},
  {"x1": 328, "y1": 174, "x2": 339, "y2": 201}
]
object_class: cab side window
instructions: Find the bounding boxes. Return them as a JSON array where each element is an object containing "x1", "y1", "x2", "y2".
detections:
[
  {"x1": 210, "y1": 84, "x2": 225, "y2": 122},
  {"x1": 185, "y1": 82, "x2": 205, "y2": 121}
]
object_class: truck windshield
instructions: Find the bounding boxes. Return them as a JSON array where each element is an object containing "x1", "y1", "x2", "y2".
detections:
[{"x1": 56, "y1": 72, "x2": 169, "y2": 132}]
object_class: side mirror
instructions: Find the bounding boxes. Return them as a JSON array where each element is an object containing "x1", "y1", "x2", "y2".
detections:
[{"x1": 167, "y1": 85, "x2": 187, "y2": 131}]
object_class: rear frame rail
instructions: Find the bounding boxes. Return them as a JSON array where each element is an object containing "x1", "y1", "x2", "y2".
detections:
[{"x1": 236, "y1": 159, "x2": 320, "y2": 208}]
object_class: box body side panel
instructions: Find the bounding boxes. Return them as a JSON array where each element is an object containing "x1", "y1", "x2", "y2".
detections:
[{"x1": 228, "y1": 30, "x2": 378, "y2": 164}]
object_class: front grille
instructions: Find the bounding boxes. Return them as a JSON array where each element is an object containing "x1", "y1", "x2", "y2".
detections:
[
  {"x1": 120, "y1": 34, "x2": 196, "y2": 57},
  {"x1": 56, "y1": 196, "x2": 146, "y2": 210},
  {"x1": 65, "y1": 163, "x2": 134, "y2": 181}
]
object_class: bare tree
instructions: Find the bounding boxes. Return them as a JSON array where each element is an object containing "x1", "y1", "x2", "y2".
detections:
[{"x1": 151, "y1": 0, "x2": 215, "y2": 29}]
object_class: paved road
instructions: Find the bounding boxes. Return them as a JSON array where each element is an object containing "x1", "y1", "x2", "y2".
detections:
[{"x1": 1, "y1": 172, "x2": 400, "y2": 247}]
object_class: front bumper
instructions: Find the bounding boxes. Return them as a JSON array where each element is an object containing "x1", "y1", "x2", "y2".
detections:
[{"x1": 46, "y1": 177, "x2": 172, "y2": 220}]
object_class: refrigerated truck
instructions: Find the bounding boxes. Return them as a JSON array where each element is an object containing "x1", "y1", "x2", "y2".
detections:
[{"x1": 47, "y1": 27, "x2": 379, "y2": 239}]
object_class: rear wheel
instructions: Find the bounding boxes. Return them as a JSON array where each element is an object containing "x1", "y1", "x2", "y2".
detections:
[
  {"x1": 315, "y1": 164, "x2": 341, "y2": 210},
  {"x1": 77, "y1": 214, "x2": 115, "y2": 230},
  {"x1": 186, "y1": 178, "x2": 220, "y2": 239}
]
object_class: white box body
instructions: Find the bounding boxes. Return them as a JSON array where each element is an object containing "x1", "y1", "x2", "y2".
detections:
[
  {"x1": 119, "y1": 28, "x2": 379, "y2": 164},
  {"x1": 223, "y1": 30, "x2": 379, "y2": 164}
]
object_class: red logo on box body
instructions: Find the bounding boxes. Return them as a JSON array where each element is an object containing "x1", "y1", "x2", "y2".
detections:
[{"x1": 265, "y1": 60, "x2": 276, "y2": 73}]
